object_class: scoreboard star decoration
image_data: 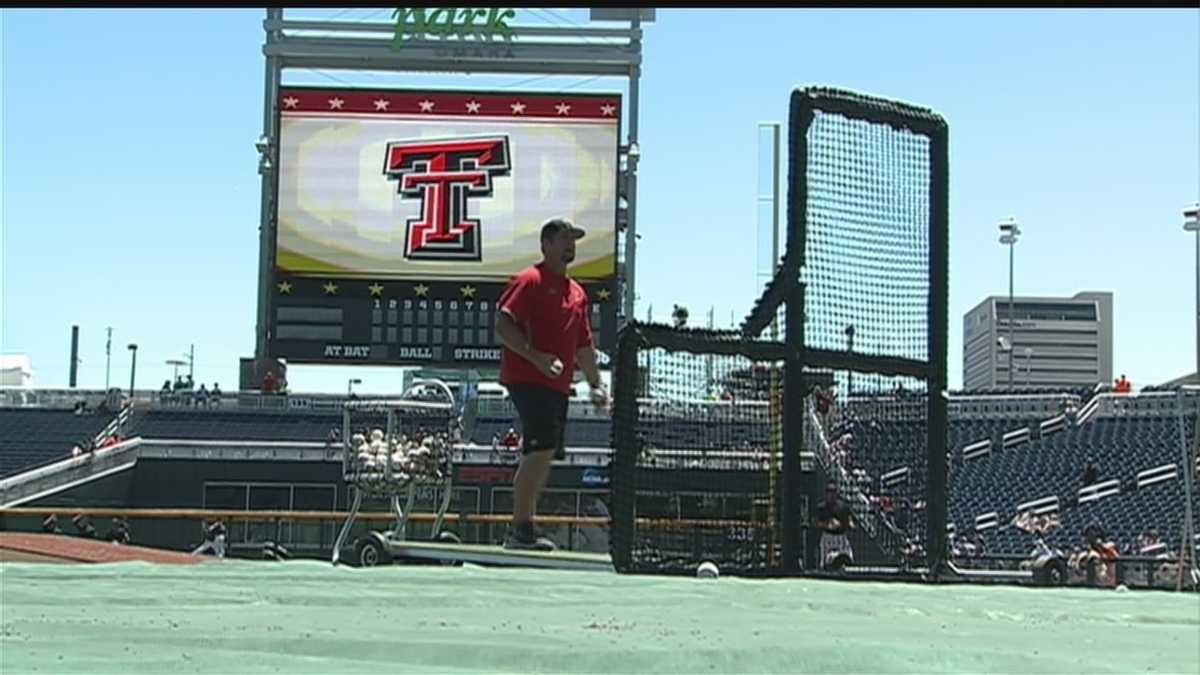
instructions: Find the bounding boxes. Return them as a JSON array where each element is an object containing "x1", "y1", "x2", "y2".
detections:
[
  {"x1": 276, "y1": 280, "x2": 293, "y2": 295},
  {"x1": 368, "y1": 283, "x2": 384, "y2": 297},
  {"x1": 322, "y1": 282, "x2": 339, "y2": 296},
  {"x1": 596, "y1": 288, "x2": 612, "y2": 301},
  {"x1": 460, "y1": 285, "x2": 477, "y2": 299},
  {"x1": 414, "y1": 283, "x2": 430, "y2": 298}
]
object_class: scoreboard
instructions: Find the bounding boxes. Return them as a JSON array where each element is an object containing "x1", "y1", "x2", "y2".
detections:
[
  {"x1": 266, "y1": 86, "x2": 620, "y2": 367},
  {"x1": 269, "y1": 278, "x2": 615, "y2": 366}
]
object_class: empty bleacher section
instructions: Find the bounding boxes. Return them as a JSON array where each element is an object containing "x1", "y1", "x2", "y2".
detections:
[
  {"x1": 0, "y1": 408, "x2": 119, "y2": 477},
  {"x1": 124, "y1": 408, "x2": 340, "y2": 443}
]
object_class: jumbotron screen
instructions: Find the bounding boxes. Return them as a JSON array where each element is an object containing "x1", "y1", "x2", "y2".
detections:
[{"x1": 267, "y1": 87, "x2": 621, "y2": 367}]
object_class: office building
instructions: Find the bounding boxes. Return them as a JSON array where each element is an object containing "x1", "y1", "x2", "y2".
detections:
[{"x1": 963, "y1": 291, "x2": 1112, "y2": 390}]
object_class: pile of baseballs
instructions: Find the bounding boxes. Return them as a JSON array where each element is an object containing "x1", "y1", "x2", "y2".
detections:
[{"x1": 350, "y1": 428, "x2": 449, "y2": 484}]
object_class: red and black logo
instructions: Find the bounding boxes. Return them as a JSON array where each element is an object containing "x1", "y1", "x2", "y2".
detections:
[{"x1": 383, "y1": 136, "x2": 511, "y2": 262}]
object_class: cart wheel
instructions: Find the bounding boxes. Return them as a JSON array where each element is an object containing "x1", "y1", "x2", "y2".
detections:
[
  {"x1": 436, "y1": 530, "x2": 463, "y2": 567},
  {"x1": 1046, "y1": 559, "x2": 1068, "y2": 586},
  {"x1": 356, "y1": 534, "x2": 391, "y2": 568},
  {"x1": 1033, "y1": 556, "x2": 1068, "y2": 586}
]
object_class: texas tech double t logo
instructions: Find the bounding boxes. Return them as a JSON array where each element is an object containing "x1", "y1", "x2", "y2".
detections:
[{"x1": 383, "y1": 136, "x2": 512, "y2": 262}]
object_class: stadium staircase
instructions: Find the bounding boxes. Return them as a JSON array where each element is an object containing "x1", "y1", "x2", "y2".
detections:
[
  {"x1": 804, "y1": 400, "x2": 904, "y2": 566},
  {"x1": 0, "y1": 407, "x2": 121, "y2": 478},
  {"x1": 0, "y1": 437, "x2": 141, "y2": 508}
]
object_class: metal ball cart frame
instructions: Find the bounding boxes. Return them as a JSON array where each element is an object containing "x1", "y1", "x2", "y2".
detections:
[{"x1": 331, "y1": 379, "x2": 463, "y2": 566}]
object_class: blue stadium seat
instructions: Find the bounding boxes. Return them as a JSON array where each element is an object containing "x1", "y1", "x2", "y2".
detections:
[
  {"x1": 0, "y1": 407, "x2": 120, "y2": 477},
  {"x1": 124, "y1": 408, "x2": 340, "y2": 443}
]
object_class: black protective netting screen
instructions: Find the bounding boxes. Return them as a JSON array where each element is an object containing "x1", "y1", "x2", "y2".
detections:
[
  {"x1": 610, "y1": 329, "x2": 787, "y2": 576},
  {"x1": 616, "y1": 89, "x2": 948, "y2": 578},
  {"x1": 806, "y1": 372, "x2": 930, "y2": 568},
  {"x1": 799, "y1": 110, "x2": 931, "y2": 363}
]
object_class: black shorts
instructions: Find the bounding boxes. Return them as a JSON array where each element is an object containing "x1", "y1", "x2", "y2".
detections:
[{"x1": 506, "y1": 383, "x2": 568, "y2": 460}]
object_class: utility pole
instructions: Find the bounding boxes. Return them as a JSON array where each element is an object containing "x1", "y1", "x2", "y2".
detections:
[{"x1": 105, "y1": 327, "x2": 113, "y2": 390}]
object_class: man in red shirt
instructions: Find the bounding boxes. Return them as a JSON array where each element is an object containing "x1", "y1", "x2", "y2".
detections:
[
  {"x1": 495, "y1": 218, "x2": 608, "y2": 550},
  {"x1": 262, "y1": 371, "x2": 277, "y2": 394}
]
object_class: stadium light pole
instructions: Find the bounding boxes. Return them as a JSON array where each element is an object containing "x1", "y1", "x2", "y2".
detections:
[
  {"x1": 105, "y1": 327, "x2": 112, "y2": 391},
  {"x1": 1185, "y1": 204, "x2": 1200, "y2": 381},
  {"x1": 166, "y1": 359, "x2": 187, "y2": 382},
  {"x1": 998, "y1": 218, "x2": 1022, "y2": 390},
  {"x1": 127, "y1": 344, "x2": 138, "y2": 398}
]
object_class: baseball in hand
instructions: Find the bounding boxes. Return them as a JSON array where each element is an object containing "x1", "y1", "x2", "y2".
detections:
[{"x1": 590, "y1": 386, "x2": 609, "y2": 410}]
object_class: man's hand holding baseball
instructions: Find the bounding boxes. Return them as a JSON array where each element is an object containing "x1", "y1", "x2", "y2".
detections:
[{"x1": 531, "y1": 351, "x2": 564, "y2": 379}]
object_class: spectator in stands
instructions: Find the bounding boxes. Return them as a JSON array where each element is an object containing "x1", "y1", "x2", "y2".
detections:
[
  {"x1": 877, "y1": 494, "x2": 894, "y2": 517},
  {"x1": 175, "y1": 377, "x2": 193, "y2": 406},
  {"x1": 893, "y1": 497, "x2": 912, "y2": 531},
  {"x1": 1137, "y1": 530, "x2": 1164, "y2": 555},
  {"x1": 1081, "y1": 460, "x2": 1099, "y2": 487},
  {"x1": 901, "y1": 540, "x2": 925, "y2": 568},
  {"x1": 1079, "y1": 521, "x2": 1119, "y2": 586},
  {"x1": 160, "y1": 380, "x2": 173, "y2": 406},
  {"x1": 42, "y1": 514, "x2": 62, "y2": 535},
  {"x1": 815, "y1": 482, "x2": 855, "y2": 571},
  {"x1": 502, "y1": 427, "x2": 521, "y2": 450},
  {"x1": 210, "y1": 382, "x2": 222, "y2": 405},
  {"x1": 196, "y1": 383, "x2": 210, "y2": 407},
  {"x1": 1013, "y1": 510, "x2": 1035, "y2": 533},
  {"x1": 852, "y1": 467, "x2": 870, "y2": 491},
  {"x1": 969, "y1": 530, "x2": 988, "y2": 556},
  {"x1": 1133, "y1": 532, "x2": 1148, "y2": 555},
  {"x1": 72, "y1": 514, "x2": 97, "y2": 539},
  {"x1": 262, "y1": 371, "x2": 277, "y2": 394},
  {"x1": 75, "y1": 438, "x2": 96, "y2": 457},
  {"x1": 1114, "y1": 375, "x2": 1131, "y2": 394}
]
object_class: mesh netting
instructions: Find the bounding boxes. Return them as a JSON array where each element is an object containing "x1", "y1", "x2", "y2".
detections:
[
  {"x1": 805, "y1": 373, "x2": 931, "y2": 568},
  {"x1": 611, "y1": 330, "x2": 787, "y2": 576},
  {"x1": 615, "y1": 88, "x2": 947, "y2": 579},
  {"x1": 799, "y1": 110, "x2": 931, "y2": 362}
]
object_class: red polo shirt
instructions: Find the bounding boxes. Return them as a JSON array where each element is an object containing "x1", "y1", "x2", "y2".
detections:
[{"x1": 497, "y1": 263, "x2": 593, "y2": 395}]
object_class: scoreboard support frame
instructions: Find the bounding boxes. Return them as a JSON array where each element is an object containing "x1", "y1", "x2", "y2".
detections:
[{"x1": 252, "y1": 9, "x2": 650, "y2": 379}]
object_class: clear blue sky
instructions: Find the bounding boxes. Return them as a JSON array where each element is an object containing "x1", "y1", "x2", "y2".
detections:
[{"x1": 3, "y1": 8, "x2": 1198, "y2": 394}]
